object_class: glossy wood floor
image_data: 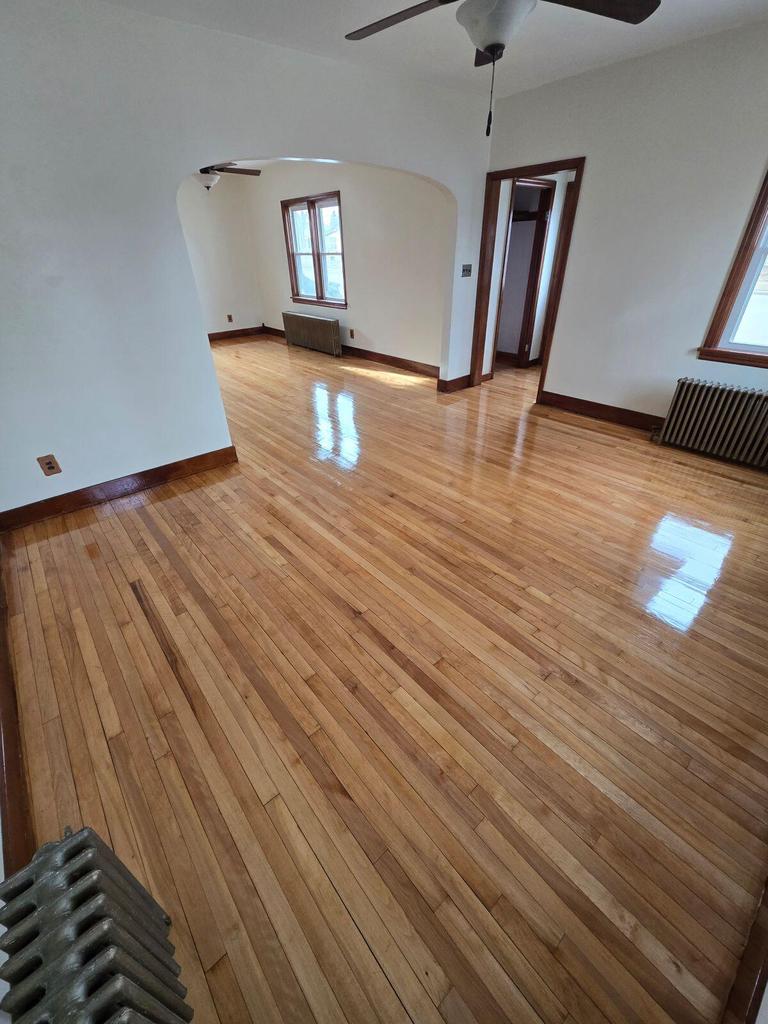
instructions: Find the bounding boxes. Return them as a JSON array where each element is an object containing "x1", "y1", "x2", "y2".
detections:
[{"x1": 6, "y1": 337, "x2": 768, "y2": 1024}]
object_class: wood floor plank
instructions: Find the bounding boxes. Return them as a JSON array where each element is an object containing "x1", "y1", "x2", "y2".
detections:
[{"x1": 7, "y1": 338, "x2": 768, "y2": 1024}]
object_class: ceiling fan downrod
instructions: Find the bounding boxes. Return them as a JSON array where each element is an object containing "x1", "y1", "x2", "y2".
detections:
[{"x1": 484, "y1": 42, "x2": 504, "y2": 137}]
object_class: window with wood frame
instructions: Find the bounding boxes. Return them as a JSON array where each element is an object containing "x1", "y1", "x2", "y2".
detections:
[
  {"x1": 700, "y1": 168, "x2": 768, "y2": 368},
  {"x1": 281, "y1": 192, "x2": 347, "y2": 307}
]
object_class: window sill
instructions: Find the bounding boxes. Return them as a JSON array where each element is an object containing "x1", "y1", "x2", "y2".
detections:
[
  {"x1": 291, "y1": 296, "x2": 347, "y2": 310},
  {"x1": 698, "y1": 347, "x2": 768, "y2": 369}
]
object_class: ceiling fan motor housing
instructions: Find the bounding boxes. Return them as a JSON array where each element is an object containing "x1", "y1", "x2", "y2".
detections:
[{"x1": 457, "y1": 0, "x2": 537, "y2": 56}]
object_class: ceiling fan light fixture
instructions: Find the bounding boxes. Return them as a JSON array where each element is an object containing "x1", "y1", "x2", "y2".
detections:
[
  {"x1": 194, "y1": 170, "x2": 221, "y2": 191},
  {"x1": 456, "y1": 0, "x2": 536, "y2": 55}
]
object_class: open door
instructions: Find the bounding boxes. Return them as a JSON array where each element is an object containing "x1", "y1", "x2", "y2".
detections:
[
  {"x1": 492, "y1": 179, "x2": 554, "y2": 372},
  {"x1": 469, "y1": 157, "x2": 585, "y2": 394}
]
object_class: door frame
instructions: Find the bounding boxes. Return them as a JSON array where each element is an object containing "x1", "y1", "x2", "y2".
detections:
[{"x1": 469, "y1": 157, "x2": 586, "y2": 394}]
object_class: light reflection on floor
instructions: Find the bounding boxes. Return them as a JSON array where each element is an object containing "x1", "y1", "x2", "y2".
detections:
[
  {"x1": 644, "y1": 514, "x2": 733, "y2": 632},
  {"x1": 312, "y1": 383, "x2": 360, "y2": 469}
]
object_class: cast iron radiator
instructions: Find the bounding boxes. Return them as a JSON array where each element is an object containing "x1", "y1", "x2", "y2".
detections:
[
  {"x1": 0, "y1": 827, "x2": 194, "y2": 1023},
  {"x1": 658, "y1": 378, "x2": 768, "y2": 468},
  {"x1": 282, "y1": 311, "x2": 342, "y2": 356}
]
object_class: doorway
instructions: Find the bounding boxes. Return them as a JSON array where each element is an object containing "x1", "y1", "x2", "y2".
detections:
[
  {"x1": 493, "y1": 178, "x2": 554, "y2": 372},
  {"x1": 469, "y1": 157, "x2": 585, "y2": 394}
]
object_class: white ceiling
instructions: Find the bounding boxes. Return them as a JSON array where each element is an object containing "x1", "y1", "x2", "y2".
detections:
[{"x1": 106, "y1": 0, "x2": 768, "y2": 97}]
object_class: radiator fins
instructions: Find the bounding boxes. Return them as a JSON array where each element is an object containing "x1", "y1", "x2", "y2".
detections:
[
  {"x1": 0, "y1": 827, "x2": 193, "y2": 1023},
  {"x1": 659, "y1": 378, "x2": 768, "y2": 468},
  {"x1": 283, "y1": 311, "x2": 342, "y2": 356}
]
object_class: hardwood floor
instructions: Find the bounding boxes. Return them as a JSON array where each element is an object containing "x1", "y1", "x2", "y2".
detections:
[{"x1": 4, "y1": 336, "x2": 768, "y2": 1024}]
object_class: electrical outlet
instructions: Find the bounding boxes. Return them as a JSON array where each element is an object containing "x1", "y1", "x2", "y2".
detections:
[
  {"x1": 37, "y1": 454, "x2": 62, "y2": 476},
  {"x1": 349, "y1": 328, "x2": 355, "y2": 340},
  {"x1": 461, "y1": 264, "x2": 472, "y2": 278},
  {"x1": 226, "y1": 313, "x2": 234, "y2": 323}
]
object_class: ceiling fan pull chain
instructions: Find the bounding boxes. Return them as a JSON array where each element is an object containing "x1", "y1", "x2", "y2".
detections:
[{"x1": 486, "y1": 53, "x2": 496, "y2": 137}]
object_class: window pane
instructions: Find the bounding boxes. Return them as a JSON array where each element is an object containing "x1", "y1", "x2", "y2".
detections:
[
  {"x1": 317, "y1": 199, "x2": 342, "y2": 254},
  {"x1": 321, "y1": 254, "x2": 345, "y2": 302},
  {"x1": 294, "y1": 254, "x2": 317, "y2": 298},
  {"x1": 730, "y1": 253, "x2": 768, "y2": 348},
  {"x1": 290, "y1": 205, "x2": 312, "y2": 253}
]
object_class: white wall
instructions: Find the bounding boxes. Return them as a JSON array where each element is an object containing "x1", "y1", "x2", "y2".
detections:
[
  {"x1": 490, "y1": 22, "x2": 768, "y2": 416},
  {"x1": 177, "y1": 175, "x2": 263, "y2": 335},
  {"x1": 529, "y1": 170, "x2": 572, "y2": 361},
  {"x1": 0, "y1": 0, "x2": 489, "y2": 513},
  {"x1": 179, "y1": 161, "x2": 456, "y2": 367}
]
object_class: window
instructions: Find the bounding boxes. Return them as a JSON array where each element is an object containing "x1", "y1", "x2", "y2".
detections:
[
  {"x1": 700, "y1": 168, "x2": 768, "y2": 368},
  {"x1": 281, "y1": 192, "x2": 346, "y2": 307}
]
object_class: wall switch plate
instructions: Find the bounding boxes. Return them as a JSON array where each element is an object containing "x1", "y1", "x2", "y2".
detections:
[
  {"x1": 349, "y1": 328, "x2": 355, "y2": 340},
  {"x1": 226, "y1": 313, "x2": 234, "y2": 323},
  {"x1": 462, "y1": 264, "x2": 472, "y2": 278},
  {"x1": 38, "y1": 454, "x2": 62, "y2": 476}
]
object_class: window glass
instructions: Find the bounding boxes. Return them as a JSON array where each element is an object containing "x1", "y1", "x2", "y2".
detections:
[
  {"x1": 294, "y1": 254, "x2": 317, "y2": 298},
  {"x1": 282, "y1": 193, "x2": 346, "y2": 306}
]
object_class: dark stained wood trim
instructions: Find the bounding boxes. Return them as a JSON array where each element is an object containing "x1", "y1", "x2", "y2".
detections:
[
  {"x1": 698, "y1": 346, "x2": 768, "y2": 369},
  {"x1": 281, "y1": 191, "x2": 348, "y2": 307},
  {"x1": 340, "y1": 346, "x2": 439, "y2": 378},
  {"x1": 0, "y1": 534, "x2": 35, "y2": 874},
  {"x1": 469, "y1": 176, "x2": 503, "y2": 387},
  {"x1": 488, "y1": 158, "x2": 586, "y2": 181},
  {"x1": 209, "y1": 326, "x2": 287, "y2": 342},
  {"x1": 470, "y1": 158, "x2": 586, "y2": 391},
  {"x1": 208, "y1": 327, "x2": 263, "y2": 341},
  {"x1": 289, "y1": 297, "x2": 348, "y2": 310},
  {"x1": 700, "y1": 165, "x2": 768, "y2": 369},
  {"x1": 437, "y1": 375, "x2": 472, "y2": 394},
  {"x1": 538, "y1": 391, "x2": 663, "y2": 432},
  {"x1": 724, "y1": 883, "x2": 768, "y2": 1024},
  {"x1": 0, "y1": 446, "x2": 238, "y2": 533},
  {"x1": 516, "y1": 184, "x2": 555, "y2": 369}
]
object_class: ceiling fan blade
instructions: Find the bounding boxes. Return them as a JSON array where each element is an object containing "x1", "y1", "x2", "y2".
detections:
[
  {"x1": 543, "y1": 0, "x2": 660, "y2": 24},
  {"x1": 216, "y1": 166, "x2": 262, "y2": 176},
  {"x1": 474, "y1": 47, "x2": 493, "y2": 66},
  {"x1": 346, "y1": 0, "x2": 459, "y2": 41}
]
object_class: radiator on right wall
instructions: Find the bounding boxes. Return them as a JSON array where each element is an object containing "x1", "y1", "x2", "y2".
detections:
[{"x1": 658, "y1": 378, "x2": 768, "y2": 469}]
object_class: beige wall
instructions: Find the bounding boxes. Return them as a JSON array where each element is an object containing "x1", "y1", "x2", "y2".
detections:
[
  {"x1": 178, "y1": 174, "x2": 263, "y2": 335},
  {"x1": 178, "y1": 160, "x2": 457, "y2": 368}
]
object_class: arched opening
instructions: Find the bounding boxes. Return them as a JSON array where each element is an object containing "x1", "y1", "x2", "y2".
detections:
[{"x1": 177, "y1": 156, "x2": 458, "y2": 386}]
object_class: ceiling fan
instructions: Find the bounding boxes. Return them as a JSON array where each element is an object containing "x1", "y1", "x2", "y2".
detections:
[
  {"x1": 346, "y1": 0, "x2": 660, "y2": 133},
  {"x1": 195, "y1": 162, "x2": 262, "y2": 190}
]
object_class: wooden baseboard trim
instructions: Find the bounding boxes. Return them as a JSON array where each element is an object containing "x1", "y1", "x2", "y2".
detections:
[
  {"x1": 538, "y1": 391, "x2": 663, "y2": 432},
  {"x1": 0, "y1": 446, "x2": 238, "y2": 533},
  {"x1": 209, "y1": 325, "x2": 287, "y2": 341},
  {"x1": 208, "y1": 327, "x2": 263, "y2": 341},
  {"x1": 341, "y1": 346, "x2": 439, "y2": 378},
  {"x1": 0, "y1": 534, "x2": 35, "y2": 874},
  {"x1": 437, "y1": 375, "x2": 473, "y2": 394},
  {"x1": 724, "y1": 884, "x2": 768, "y2": 1024}
]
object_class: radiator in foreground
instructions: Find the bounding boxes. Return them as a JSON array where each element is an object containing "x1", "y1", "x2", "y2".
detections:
[
  {"x1": 659, "y1": 378, "x2": 768, "y2": 468},
  {"x1": 0, "y1": 827, "x2": 193, "y2": 1023}
]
